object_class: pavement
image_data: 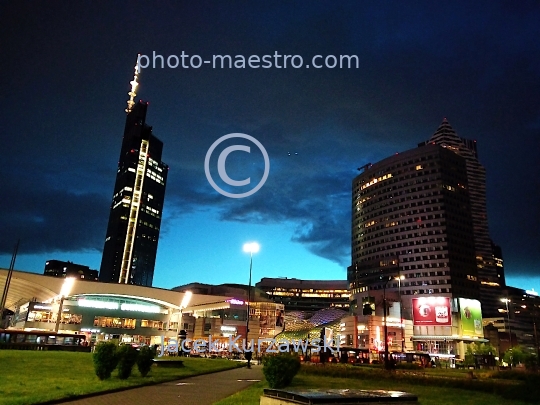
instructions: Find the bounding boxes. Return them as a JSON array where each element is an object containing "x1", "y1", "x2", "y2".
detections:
[{"x1": 55, "y1": 364, "x2": 263, "y2": 405}]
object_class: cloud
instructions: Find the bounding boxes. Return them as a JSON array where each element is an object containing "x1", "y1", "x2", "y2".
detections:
[{"x1": 0, "y1": 169, "x2": 110, "y2": 255}]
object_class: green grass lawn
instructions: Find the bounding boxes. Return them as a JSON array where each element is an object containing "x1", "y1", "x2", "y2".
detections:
[
  {"x1": 215, "y1": 374, "x2": 532, "y2": 405},
  {"x1": 215, "y1": 364, "x2": 538, "y2": 405},
  {"x1": 0, "y1": 350, "x2": 243, "y2": 405}
]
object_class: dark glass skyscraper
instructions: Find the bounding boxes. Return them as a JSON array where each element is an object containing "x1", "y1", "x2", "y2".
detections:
[{"x1": 99, "y1": 99, "x2": 168, "y2": 287}]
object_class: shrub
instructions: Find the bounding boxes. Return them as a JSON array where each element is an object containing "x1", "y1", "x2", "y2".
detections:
[
  {"x1": 395, "y1": 362, "x2": 423, "y2": 370},
  {"x1": 137, "y1": 346, "x2": 156, "y2": 377},
  {"x1": 117, "y1": 344, "x2": 139, "y2": 379},
  {"x1": 263, "y1": 353, "x2": 301, "y2": 389},
  {"x1": 93, "y1": 341, "x2": 119, "y2": 380}
]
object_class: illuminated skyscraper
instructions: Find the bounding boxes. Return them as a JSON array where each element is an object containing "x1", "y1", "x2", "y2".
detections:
[
  {"x1": 99, "y1": 62, "x2": 168, "y2": 287},
  {"x1": 348, "y1": 143, "x2": 478, "y2": 320}
]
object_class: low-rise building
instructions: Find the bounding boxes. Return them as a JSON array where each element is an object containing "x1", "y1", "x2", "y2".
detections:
[{"x1": 256, "y1": 277, "x2": 349, "y2": 314}]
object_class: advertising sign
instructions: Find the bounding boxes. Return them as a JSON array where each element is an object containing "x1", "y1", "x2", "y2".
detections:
[
  {"x1": 459, "y1": 298, "x2": 483, "y2": 336},
  {"x1": 412, "y1": 297, "x2": 452, "y2": 326}
]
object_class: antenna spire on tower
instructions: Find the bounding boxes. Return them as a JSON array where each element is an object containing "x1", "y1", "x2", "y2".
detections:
[{"x1": 125, "y1": 54, "x2": 140, "y2": 113}]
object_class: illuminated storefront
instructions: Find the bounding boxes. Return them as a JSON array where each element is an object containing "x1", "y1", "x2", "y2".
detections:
[
  {"x1": 411, "y1": 296, "x2": 487, "y2": 358},
  {"x1": 183, "y1": 299, "x2": 285, "y2": 350}
]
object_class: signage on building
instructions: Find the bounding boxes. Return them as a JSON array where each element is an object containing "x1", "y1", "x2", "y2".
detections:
[
  {"x1": 412, "y1": 297, "x2": 451, "y2": 326},
  {"x1": 458, "y1": 298, "x2": 483, "y2": 336},
  {"x1": 226, "y1": 298, "x2": 245, "y2": 305},
  {"x1": 30, "y1": 303, "x2": 53, "y2": 311}
]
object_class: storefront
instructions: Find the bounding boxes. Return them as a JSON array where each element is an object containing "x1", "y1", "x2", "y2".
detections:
[
  {"x1": 13, "y1": 294, "x2": 184, "y2": 346},
  {"x1": 411, "y1": 297, "x2": 487, "y2": 359},
  {"x1": 183, "y1": 298, "x2": 285, "y2": 352}
]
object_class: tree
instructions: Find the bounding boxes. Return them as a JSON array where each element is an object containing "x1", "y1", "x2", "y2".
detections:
[{"x1": 504, "y1": 346, "x2": 538, "y2": 369}]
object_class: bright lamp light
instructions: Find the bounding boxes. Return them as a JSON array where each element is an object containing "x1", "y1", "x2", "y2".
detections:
[
  {"x1": 60, "y1": 277, "x2": 76, "y2": 297},
  {"x1": 243, "y1": 242, "x2": 260, "y2": 254},
  {"x1": 180, "y1": 291, "x2": 193, "y2": 309}
]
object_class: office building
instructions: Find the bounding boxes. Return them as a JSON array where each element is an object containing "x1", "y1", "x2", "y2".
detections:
[
  {"x1": 419, "y1": 119, "x2": 504, "y2": 317},
  {"x1": 348, "y1": 140, "x2": 487, "y2": 357},
  {"x1": 349, "y1": 143, "x2": 478, "y2": 302},
  {"x1": 44, "y1": 260, "x2": 98, "y2": 281},
  {"x1": 99, "y1": 64, "x2": 168, "y2": 287}
]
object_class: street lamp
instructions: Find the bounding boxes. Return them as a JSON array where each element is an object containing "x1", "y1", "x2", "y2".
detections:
[
  {"x1": 381, "y1": 275, "x2": 392, "y2": 370},
  {"x1": 395, "y1": 275, "x2": 405, "y2": 352},
  {"x1": 177, "y1": 291, "x2": 192, "y2": 333},
  {"x1": 176, "y1": 291, "x2": 192, "y2": 355},
  {"x1": 54, "y1": 277, "x2": 75, "y2": 333},
  {"x1": 243, "y1": 242, "x2": 259, "y2": 358},
  {"x1": 501, "y1": 298, "x2": 512, "y2": 350}
]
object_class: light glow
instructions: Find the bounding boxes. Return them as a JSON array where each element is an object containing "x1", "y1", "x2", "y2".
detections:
[
  {"x1": 180, "y1": 291, "x2": 193, "y2": 309},
  {"x1": 60, "y1": 277, "x2": 76, "y2": 297},
  {"x1": 78, "y1": 299, "x2": 119, "y2": 310},
  {"x1": 243, "y1": 242, "x2": 260, "y2": 254},
  {"x1": 120, "y1": 303, "x2": 160, "y2": 313},
  {"x1": 125, "y1": 55, "x2": 140, "y2": 113},
  {"x1": 227, "y1": 298, "x2": 245, "y2": 305}
]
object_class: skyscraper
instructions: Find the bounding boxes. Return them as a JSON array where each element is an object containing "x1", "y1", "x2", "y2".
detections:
[
  {"x1": 348, "y1": 143, "x2": 479, "y2": 319},
  {"x1": 419, "y1": 119, "x2": 504, "y2": 317},
  {"x1": 99, "y1": 62, "x2": 168, "y2": 287}
]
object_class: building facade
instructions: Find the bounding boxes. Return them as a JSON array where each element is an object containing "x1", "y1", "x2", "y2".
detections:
[
  {"x1": 172, "y1": 282, "x2": 271, "y2": 303},
  {"x1": 484, "y1": 286, "x2": 540, "y2": 355},
  {"x1": 44, "y1": 260, "x2": 98, "y2": 281},
  {"x1": 99, "y1": 96, "x2": 168, "y2": 287},
  {"x1": 255, "y1": 277, "x2": 349, "y2": 314},
  {"x1": 348, "y1": 139, "x2": 487, "y2": 357},
  {"x1": 419, "y1": 119, "x2": 505, "y2": 317}
]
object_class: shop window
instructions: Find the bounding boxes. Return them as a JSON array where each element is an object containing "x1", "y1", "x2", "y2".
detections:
[{"x1": 93, "y1": 316, "x2": 136, "y2": 329}]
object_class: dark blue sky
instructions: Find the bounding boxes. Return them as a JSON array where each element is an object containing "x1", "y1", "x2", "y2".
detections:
[{"x1": 1, "y1": 1, "x2": 539, "y2": 291}]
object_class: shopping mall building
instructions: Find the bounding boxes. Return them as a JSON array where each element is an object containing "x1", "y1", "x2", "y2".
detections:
[{"x1": 0, "y1": 269, "x2": 283, "y2": 349}]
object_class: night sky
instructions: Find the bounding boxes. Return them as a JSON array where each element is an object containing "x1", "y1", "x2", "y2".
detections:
[{"x1": 1, "y1": 2, "x2": 539, "y2": 293}]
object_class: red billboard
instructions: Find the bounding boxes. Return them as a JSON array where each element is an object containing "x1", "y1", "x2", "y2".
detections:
[{"x1": 412, "y1": 297, "x2": 452, "y2": 326}]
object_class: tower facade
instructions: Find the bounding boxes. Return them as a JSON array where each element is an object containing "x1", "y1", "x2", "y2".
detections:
[
  {"x1": 348, "y1": 143, "x2": 479, "y2": 318},
  {"x1": 99, "y1": 66, "x2": 168, "y2": 287}
]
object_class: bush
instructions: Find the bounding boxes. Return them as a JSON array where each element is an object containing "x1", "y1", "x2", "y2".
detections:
[
  {"x1": 117, "y1": 344, "x2": 139, "y2": 379},
  {"x1": 263, "y1": 353, "x2": 301, "y2": 388},
  {"x1": 93, "y1": 342, "x2": 119, "y2": 380},
  {"x1": 395, "y1": 362, "x2": 423, "y2": 370},
  {"x1": 137, "y1": 346, "x2": 156, "y2": 377}
]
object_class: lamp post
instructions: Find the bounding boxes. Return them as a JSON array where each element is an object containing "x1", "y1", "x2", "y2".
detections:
[
  {"x1": 381, "y1": 275, "x2": 392, "y2": 370},
  {"x1": 54, "y1": 278, "x2": 75, "y2": 333},
  {"x1": 176, "y1": 291, "x2": 192, "y2": 355},
  {"x1": 395, "y1": 275, "x2": 405, "y2": 352},
  {"x1": 243, "y1": 242, "x2": 259, "y2": 367},
  {"x1": 501, "y1": 298, "x2": 512, "y2": 350}
]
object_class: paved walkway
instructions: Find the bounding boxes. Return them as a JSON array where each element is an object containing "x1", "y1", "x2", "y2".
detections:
[{"x1": 56, "y1": 365, "x2": 263, "y2": 405}]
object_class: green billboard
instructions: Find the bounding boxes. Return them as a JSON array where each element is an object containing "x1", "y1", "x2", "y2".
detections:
[{"x1": 459, "y1": 298, "x2": 483, "y2": 336}]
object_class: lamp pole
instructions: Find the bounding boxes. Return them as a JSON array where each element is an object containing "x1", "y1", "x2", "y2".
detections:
[
  {"x1": 382, "y1": 276, "x2": 392, "y2": 370},
  {"x1": 246, "y1": 251, "x2": 253, "y2": 340},
  {"x1": 396, "y1": 274, "x2": 405, "y2": 352},
  {"x1": 502, "y1": 298, "x2": 512, "y2": 350},
  {"x1": 243, "y1": 242, "x2": 259, "y2": 368},
  {"x1": 54, "y1": 278, "x2": 75, "y2": 333}
]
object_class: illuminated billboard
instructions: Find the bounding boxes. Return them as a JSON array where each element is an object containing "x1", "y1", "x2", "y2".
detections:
[
  {"x1": 412, "y1": 297, "x2": 452, "y2": 326},
  {"x1": 459, "y1": 298, "x2": 483, "y2": 336}
]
